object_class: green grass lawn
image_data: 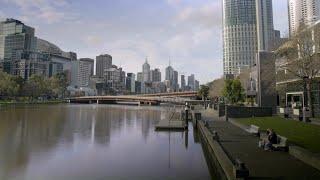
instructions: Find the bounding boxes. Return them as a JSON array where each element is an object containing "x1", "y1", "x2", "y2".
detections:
[{"x1": 235, "y1": 117, "x2": 320, "y2": 153}]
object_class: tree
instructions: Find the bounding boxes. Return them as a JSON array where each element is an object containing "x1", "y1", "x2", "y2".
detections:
[
  {"x1": 24, "y1": 75, "x2": 50, "y2": 99},
  {"x1": 276, "y1": 23, "x2": 320, "y2": 117},
  {"x1": 208, "y1": 77, "x2": 225, "y2": 98},
  {"x1": 0, "y1": 72, "x2": 20, "y2": 99},
  {"x1": 50, "y1": 72, "x2": 68, "y2": 98},
  {"x1": 222, "y1": 78, "x2": 245, "y2": 105},
  {"x1": 198, "y1": 85, "x2": 210, "y2": 100}
]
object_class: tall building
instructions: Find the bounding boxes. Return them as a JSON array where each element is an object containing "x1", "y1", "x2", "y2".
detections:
[
  {"x1": 78, "y1": 58, "x2": 94, "y2": 87},
  {"x1": 181, "y1": 75, "x2": 186, "y2": 91},
  {"x1": 288, "y1": 0, "x2": 320, "y2": 36},
  {"x1": 126, "y1": 73, "x2": 136, "y2": 93},
  {"x1": 142, "y1": 59, "x2": 151, "y2": 82},
  {"x1": 173, "y1": 70, "x2": 179, "y2": 91},
  {"x1": 151, "y1": 68, "x2": 161, "y2": 82},
  {"x1": 195, "y1": 80, "x2": 200, "y2": 91},
  {"x1": 137, "y1": 72, "x2": 143, "y2": 82},
  {"x1": 165, "y1": 65, "x2": 174, "y2": 81},
  {"x1": 96, "y1": 54, "x2": 112, "y2": 77},
  {"x1": 256, "y1": 0, "x2": 275, "y2": 51},
  {"x1": 188, "y1": 74, "x2": 195, "y2": 91},
  {"x1": 104, "y1": 65, "x2": 125, "y2": 94},
  {"x1": 0, "y1": 19, "x2": 37, "y2": 73},
  {"x1": 223, "y1": 0, "x2": 258, "y2": 75}
]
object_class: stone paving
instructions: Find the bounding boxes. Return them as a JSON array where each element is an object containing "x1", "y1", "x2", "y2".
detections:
[{"x1": 202, "y1": 110, "x2": 320, "y2": 180}]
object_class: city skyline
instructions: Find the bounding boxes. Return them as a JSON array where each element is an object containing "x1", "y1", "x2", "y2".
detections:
[{"x1": 0, "y1": 0, "x2": 289, "y2": 83}]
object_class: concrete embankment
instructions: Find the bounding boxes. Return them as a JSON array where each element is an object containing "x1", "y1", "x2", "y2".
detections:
[
  {"x1": 200, "y1": 109, "x2": 320, "y2": 179},
  {"x1": 197, "y1": 120, "x2": 236, "y2": 180}
]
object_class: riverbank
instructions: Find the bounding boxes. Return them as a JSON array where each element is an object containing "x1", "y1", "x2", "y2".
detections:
[
  {"x1": 0, "y1": 100, "x2": 65, "y2": 105},
  {"x1": 198, "y1": 109, "x2": 320, "y2": 179}
]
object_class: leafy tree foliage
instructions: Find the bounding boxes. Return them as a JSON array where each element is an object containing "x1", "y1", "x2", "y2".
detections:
[
  {"x1": 0, "y1": 71, "x2": 69, "y2": 100},
  {"x1": 222, "y1": 78, "x2": 245, "y2": 105},
  {"x1": 198, "y1": 85, "x2": 210, "y2": 100}
]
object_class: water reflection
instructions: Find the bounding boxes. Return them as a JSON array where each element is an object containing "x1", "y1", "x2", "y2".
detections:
[{"x1": 0, "y1": 104, "x2": 211, "y2": 180}]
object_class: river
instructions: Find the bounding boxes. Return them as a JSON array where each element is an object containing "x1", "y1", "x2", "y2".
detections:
[{"x1": 0, "y1": 104, "x2": 213, "y2": 180}]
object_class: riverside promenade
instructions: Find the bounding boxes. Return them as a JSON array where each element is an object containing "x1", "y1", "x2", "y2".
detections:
[{"x1": 201, "y1": 109, "x2": 320, "y2": 179}]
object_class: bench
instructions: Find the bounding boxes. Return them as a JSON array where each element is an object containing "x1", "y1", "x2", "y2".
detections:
[
  {"x1": 246, "y1": 125, "x2": 260, "y2": 136},
  {"x1": 272, "y1": 135, "x2": 288, "y2": 151}
]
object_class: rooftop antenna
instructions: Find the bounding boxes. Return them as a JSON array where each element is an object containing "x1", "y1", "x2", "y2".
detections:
[{"x1": 169, "y1": 56, "x2": 171, "y2": 67}]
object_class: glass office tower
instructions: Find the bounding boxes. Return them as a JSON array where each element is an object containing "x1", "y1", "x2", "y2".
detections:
[
  {"x1": 0, "y1": 19, "x2": 36, "y2": 73},
  {"x1": 223, "y1": 0, "x2": 258, "y2": 75}
]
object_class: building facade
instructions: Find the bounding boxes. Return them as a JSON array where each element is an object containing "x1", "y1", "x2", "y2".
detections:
[
  {"x1": 96, "y1": 54, "x2": 112, "y2": 78},
  {"x1": 142, "y1": 59, "x2": 151, "y2": 82},
  {"x1": 181, "y1": 75, "x2": 186, "y2": 91},
  {"x1": 0, "y1": 19, "x2": 37, "y2": 73},
  {"x1": 223, "y1": 0, "x2": 258, "y2": 75},
  {"x1": 288, "y1": 0, "x2": 320, "y2": 36},
  {"x1": 188, "y1": 74, "x2": 195, "y2": 91},
  {"x1": 126, "y1": 73, "x2": 136, "y2": 93},
  {"x1": 104, "y1": 65, "x2": 125, "y2": 94},
  {"x1": 151, "y1": 68, "x2": 161, "y2": 82},
  {"x1": 256, "y1": 0, "x2": 275, "y2": 51},
  {"x1": 77, "y1": 58, "x2": 94, "y2": 87}
]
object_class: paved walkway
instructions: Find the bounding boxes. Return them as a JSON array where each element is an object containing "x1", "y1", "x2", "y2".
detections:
[{"x1": 202, "y1": 110, "x2": 320, "y2": 180}]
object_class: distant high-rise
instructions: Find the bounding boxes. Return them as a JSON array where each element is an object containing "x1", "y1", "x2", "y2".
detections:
[
  {"x1": 165, "y1": 65, "x2": 174, "y2": 81},
  {"x1": 126, "y1": 73, "x2": 136, "y2": 93},
  {"x1": 78, "y1": 58, "x2": 94, "y2": 87},
  {"x1": 151, "y1": 68, "x2": 161, "y2": 82},
  {"x1": 223, "y1": 0, "x2": 258, "y2": 75},
  {"x1": 137, "y1": 72, "x2": 143, "y2": 82},
  {"x1": 173, "y1": 70, "x2": 178, "y2": 91},
  {"x1": 0, "y1": 19, "x2": 37, "y2": 73},
  {"x1": 256, "y1": 0, "x2": 275, "y2": 51},
  {"x1": 96, "y1": 54, "x2": 112, "y2": 77},
  {"x1": 142, "y1": 58, "x2": 151, "y2": 82},
  {"x1": 288, "y1": 0, "x2": 320, "y2": 36},
  {"x1": 181, "y1": 75, "x2": 186, "y2": 91},
  {"x1": 188, "y1": 74, "x2": 195, "y2": 91},
  {"x1": 195, "y1": 80, "x2": 200, "y2": 91}
]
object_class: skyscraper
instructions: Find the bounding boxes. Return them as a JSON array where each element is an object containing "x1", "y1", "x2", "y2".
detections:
[
  {"x1": 223, "y1": 0, "x2": 258, "y2": 75},
  {"x1": 173, "y1": 70, "x2": 179, "y2": 91},
  {"x1": 137, "y1": 72, "x2": 143, "y2": 82},
  {"x1": 288, "y1": 0, "x2": 320, "y2": 36},
  {"x1": 96, "y1": 54, "x2": 112, "y2": 77},
  {"x1": 181, "y1": 75, "x2": 186, "y2": 91},
  {"x1": 256, "y1": 0, "x2": 275, "y2": 51},
  {"x1": 188, "y1": 74, "x2": 195, "y2": 91},
  {"x1": 126, "y1": 73, "x2": 136, "y2": 93},
  {"x1": 142, "y1": 58, "x2": 150, "y2": 82},
  {"x1": 151, "y1": 68, "x2": 161, "y2": 82},
  {"x1": 78, "y1": 58, "x2": 94, "y2": 87},
  {"x1": 0, "y1": 19, "x2": 37, "y2": 73}
]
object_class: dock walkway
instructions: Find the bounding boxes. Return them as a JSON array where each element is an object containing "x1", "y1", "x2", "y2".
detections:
[{"x1": 202, "y1": 110, "x2": 320, "y2": 179}]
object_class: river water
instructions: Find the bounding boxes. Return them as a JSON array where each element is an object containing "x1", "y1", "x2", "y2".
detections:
[{"x1": 0, "y1": 104, "x2": 213, "y2": 180}]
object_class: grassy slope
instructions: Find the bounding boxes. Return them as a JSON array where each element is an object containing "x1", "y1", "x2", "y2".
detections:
[{"x1": 236, "y1": 117, "x2": 320, "y2": 153}]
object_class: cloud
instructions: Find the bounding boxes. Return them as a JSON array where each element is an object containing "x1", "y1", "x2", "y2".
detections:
[
  {"x1": 176, "y1": 1, "x2": 222, "y2": 28},
  {"x1": 167, "y1": 0, "x2": 181, "y2": 6},
  {"x1": 2, "y1": 0, "x2": 75, "y2": 24},
  {"x1": 84, "y1": 35, "x2": 104, "y2": 47}
]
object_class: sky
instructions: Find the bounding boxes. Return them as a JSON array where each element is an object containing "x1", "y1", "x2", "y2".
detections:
[{"x1": 0, "y1": 0, "x2": 289, "y2": 84}]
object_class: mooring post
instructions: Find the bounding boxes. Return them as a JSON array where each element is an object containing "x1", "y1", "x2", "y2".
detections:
[{"x1": 185, "y1": 102, "x2": 189, "y2": 129}]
